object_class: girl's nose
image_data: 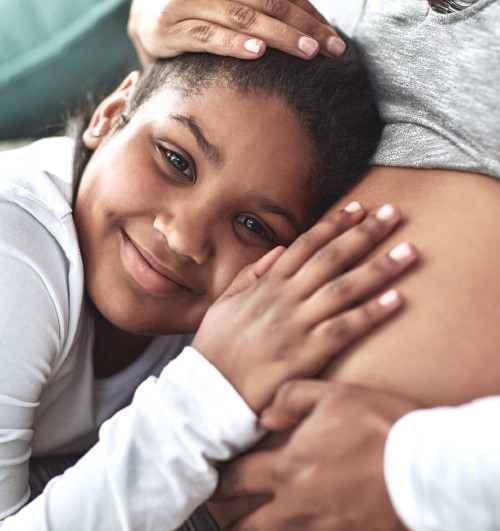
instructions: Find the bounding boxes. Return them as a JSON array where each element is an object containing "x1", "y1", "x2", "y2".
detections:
[{"x1": 153, "y1": 209, "x2": 212, "y2": 265}]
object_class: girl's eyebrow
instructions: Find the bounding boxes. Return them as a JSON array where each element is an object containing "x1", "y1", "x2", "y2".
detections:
[
  {"x1": 250, "y1": 194, "x2": 300, "y2": 234},
  {"x1": 169, "y1": 113, "x2": 223, "y2": 167}
]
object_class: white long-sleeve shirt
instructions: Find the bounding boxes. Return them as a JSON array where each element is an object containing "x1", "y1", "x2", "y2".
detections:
[
  {"x1": 0, "y1": 138, "x2": 263, "y2": 528},
  {"x1": 385, "y1": 397, "x2": 500, "y2": 530},
  {"x1": 3, "y1": 347, "x2": 262, "y2": 530}
]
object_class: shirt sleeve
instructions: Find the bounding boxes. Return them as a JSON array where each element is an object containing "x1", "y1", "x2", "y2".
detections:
[
  {"x1": 2, "y1": 347, "x2": 264, "y2": 530},
  {"x1": 0, "y1": 202, "x2": 64, "y2": 521},
  {"x1": 384, "y1": 396, "x2": 500, "y2": 531}
]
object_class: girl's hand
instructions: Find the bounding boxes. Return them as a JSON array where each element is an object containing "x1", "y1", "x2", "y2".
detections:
[
  {"x1": 128, "y1": 0, "x2": 345, "y2": 67},
  {"x1": 192, "y1": 203, "x2": 419, "y2": 412}
]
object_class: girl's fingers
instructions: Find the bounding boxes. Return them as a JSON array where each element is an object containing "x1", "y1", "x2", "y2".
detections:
[
  {"x1": 272, "y1": 202, "x2": 367, "y2": 279},
  {"x1": 306, "y1": 288, "x2": 404, "y2": 373},
  {"x1": 261, "y1": 287, "x2": 405, "y2": 386},
  {"x1": 291, "y1": 204, "x2": 404, "y2": 297},
  {"x1": 302, "y1": 242, "x2": 418, "y2": 323}
]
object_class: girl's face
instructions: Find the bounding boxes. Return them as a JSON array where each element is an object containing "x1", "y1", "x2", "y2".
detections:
[{"x1": 75, "y1": 73, "x2": 316, "y2": 335}]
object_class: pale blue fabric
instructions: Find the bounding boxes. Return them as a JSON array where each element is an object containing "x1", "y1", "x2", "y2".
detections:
[{"x1": 0, "y1": 0, "x2": 138, "y2": 139}]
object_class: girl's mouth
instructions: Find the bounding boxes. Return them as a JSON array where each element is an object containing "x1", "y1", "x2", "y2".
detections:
[{"x1": 121, "y1": 230, "x2": 194, "y2": 297}]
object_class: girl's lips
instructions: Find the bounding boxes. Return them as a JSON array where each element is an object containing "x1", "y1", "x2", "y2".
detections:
[{"x1": 121, "y1": 232, "x2": 191, "y2": 296}]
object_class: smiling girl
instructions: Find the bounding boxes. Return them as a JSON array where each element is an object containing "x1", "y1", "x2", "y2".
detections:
[{"x1": 0, "y1": 46, "x2": 417, "y2": 529}]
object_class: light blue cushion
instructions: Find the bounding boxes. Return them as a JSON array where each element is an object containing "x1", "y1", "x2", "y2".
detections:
[{"x1": 0, "y1": 0, "x2": 139, "y2": 139}]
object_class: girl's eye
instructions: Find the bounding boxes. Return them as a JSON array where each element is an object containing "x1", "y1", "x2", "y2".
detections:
[
  {"x1": 164, "y1": 149, "x2": 193, "y2": 180},
  {"x1": 236, "y1": 215, "x2": 275, "y2": 243}
]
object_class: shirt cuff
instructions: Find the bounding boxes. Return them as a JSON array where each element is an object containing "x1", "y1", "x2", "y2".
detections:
[{"x1": 164, "y1": 346, "x2": 265, "y2": 456}]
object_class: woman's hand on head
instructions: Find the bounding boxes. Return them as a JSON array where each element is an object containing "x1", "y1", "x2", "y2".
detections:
[
  {"x1": 192, "y1": 203, "x2": 419, "y2": 412},
  {"x1": 128, "y1": 0, "x2": 345, "y2": 67}
]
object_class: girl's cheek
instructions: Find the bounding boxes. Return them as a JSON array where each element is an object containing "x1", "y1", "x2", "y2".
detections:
[{"x1": 210, "y1": 250, "x2": 265, "y2": 299}]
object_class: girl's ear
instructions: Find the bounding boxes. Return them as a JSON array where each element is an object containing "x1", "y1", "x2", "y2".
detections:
[{"x1": 83, "y1": 71, "x2": 142, "y2": 150}]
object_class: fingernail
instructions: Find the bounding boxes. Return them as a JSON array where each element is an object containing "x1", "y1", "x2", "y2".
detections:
[
  {"x1": 389, "y1": 242, "x2": 413, "y2": 261},
  {"x1": 298, "y1": 36, "x2": 319, "y2": 57},
  {"x1": 244, "y1": 38, "x2": 263, "y2": 54},
  {"x1": 376, "y1": 204, "x2": 397, "y2": 221},
  {"x1": 344, "y1": 201, "x2": 363, "y2": 213},
  {"x1": 379, "y1": 289, "x2": 399, "y2": 307},
  {"x1": 326, "y1": 36, "x2": 346, "y2": 57}
]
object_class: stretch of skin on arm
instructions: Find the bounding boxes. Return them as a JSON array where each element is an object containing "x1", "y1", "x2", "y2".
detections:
[{"x1": 322, "y1": 165, "x2": 500, "y2": 406}]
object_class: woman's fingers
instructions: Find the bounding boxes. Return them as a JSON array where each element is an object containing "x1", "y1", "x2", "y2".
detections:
[
  {"x1": 153, "y1": 19, "x2": 268, "y2": 58},
  {"x1": 175, "y1": 0, "x2": 342, "y2": 59},
  {"x1": 302, "y1": 242, "x2": 418, "y2": 323},
  {"x1": 259, "y1": 380, "x2": 333, "y2": 431},
  {"x1": 129, "y1": 0, "x2": 344, "y2": 66},
  {"x1": 230, "y1": 0, "x2": 345, "y2": 57},
  {"x1": 213, "y1": 450, "x2": 276, "y2": 501}
]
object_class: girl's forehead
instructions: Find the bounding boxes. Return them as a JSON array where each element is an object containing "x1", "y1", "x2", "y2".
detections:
[
  {"x1": 142, "y1": 85, "x2": 315, "y2": 160},
  {"x1": 144, "y1": 84, "x2": 284, "y2": 124}
]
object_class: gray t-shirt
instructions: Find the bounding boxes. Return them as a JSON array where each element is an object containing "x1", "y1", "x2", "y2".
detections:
[{"x1": 353, "y1": 0, "x2": 500, "y2": 179}]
